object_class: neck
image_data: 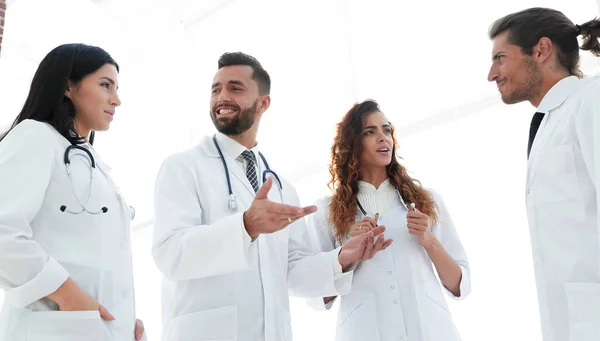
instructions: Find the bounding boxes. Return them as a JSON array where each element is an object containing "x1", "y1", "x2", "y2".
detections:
[
  {"x1": 228, "y1": 126, "x2": 258, "y2": 149},
  {"x1": 531, "y1": 71, "x2": 570, "y2": 108},
  {"x1": 359, "y1": 166, "x2": 388, "y2": 189},
  {"x1": 74, "y1": 120, "x2": 90, "y2": 142}
]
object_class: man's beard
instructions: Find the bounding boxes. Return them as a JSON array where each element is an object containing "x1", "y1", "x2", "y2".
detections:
[
  {"x1": 502, "y1": 56, "x2": 541, "y2": 104},
  {"x1": 211, "y1": 101, "x2": 258, "y2": 135}
]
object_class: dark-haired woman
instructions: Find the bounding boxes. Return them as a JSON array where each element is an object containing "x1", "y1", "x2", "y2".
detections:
[
  {"x1": 306, "y1": 100, "x2": 471, "y2": 341},
  {"x1": 0, "y1": 44, "x2": 145, "y2": 341}
]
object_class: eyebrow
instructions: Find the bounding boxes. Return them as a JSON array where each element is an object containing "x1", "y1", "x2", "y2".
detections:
[
  {"x1": 211, "y1": 80, "x2": 246, "y2": 89},
  {"x1": 101, "y1": 76, "x2": 115, "y2": 85},
  {"x1": 101, "y1": 76, "x2": 118, "y2": 90},
  {"x1": 364, "y1": 124, "x2": 391, "y2": 130}
]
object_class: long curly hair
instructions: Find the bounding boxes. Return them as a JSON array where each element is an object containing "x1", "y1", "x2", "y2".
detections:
[{"x1": 328, "y1": 100, "x2": 438, "y2": 244}]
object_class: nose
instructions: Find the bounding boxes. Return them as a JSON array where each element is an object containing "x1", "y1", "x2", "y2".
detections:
[
  {"x1": 378, "y1": 131, "x2": 388, "y2": 143},
  {"x1": 111, "y1": 92, "x2": 121, "y2": 107},
  {"x1": 488, "y1": 64, "x2": 499, "y2": 83},
  {"x1": 217, "y1": 89, "x2": 232, "y2": 103}
]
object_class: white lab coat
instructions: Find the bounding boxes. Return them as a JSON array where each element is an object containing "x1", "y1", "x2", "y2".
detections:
[
  {"x1": 526, "y1": 76, "x2": 600, "y2": 341},
  {"x1": 306, "y1": 191, "x2": 470, "y2": 341},
  {"x1": 152, "y1": 134, "x2": 353, "y2": 341},
  {"x1": 0, "y1": 120, "x2": 141, "y2": 341}
]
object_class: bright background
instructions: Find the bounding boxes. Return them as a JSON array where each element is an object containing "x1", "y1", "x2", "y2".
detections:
[{"x1": 1, "y1": 0, "x2": 600, "y2": 340}]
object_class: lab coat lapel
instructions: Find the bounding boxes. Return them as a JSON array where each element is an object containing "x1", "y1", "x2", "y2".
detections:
[
  {"x1": 203, "y1": 136, "x2": 257, "y2": 198},
  {"x1": 224, "y1": 153, "x2": 257, "y2": 198}
]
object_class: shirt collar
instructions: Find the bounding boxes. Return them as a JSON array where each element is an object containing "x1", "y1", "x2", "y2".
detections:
[
  {"x1": 214, "y1": 132, "x2": 260, "y2": 161},
  {"x1": 537, "y1": 75, "x2": 582, "y2": 114},
  {"x1": 357, "y1": 178, "x2": 394, "y2": 194}
]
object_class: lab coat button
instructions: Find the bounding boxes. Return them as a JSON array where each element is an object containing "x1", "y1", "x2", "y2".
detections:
[
  {"x1": 393, "y1": 300, "x2": 398, "y2": 304},
  {"x1": 388, "y1": 271, "x2": 392, "y2": 275},
  {"x1": 390, "y1": 285, "x2": 395, "y2": 289}
]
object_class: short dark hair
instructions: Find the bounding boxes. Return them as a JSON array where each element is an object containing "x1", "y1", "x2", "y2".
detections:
[
  {"x1": 489, "y1": 7, "x2": 600, "y2": 77},
  {"x1": 218, "y1": 52, "x2": 271, "y2": 95},
  {"x1": 0, "y1": 43, "x2": 119, "y2": 144}
]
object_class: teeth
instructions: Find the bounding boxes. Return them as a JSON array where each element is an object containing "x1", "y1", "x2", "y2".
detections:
[{"x1": 218, "y1": 108, "x2": 236, "y2": 115}]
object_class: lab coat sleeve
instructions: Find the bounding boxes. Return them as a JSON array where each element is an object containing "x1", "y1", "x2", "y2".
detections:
[
  {"x1": 152, "y1": 154, "x2": 252, "y2": 281},
  {"x1": 287, "y1": 192, "x2": 354, "y2": 300},
  {"x1": 574, "y1": 80, "x2": 600, "y2": 265},
  {"x1": 431, "y1": 190, "x2": 471, "y2": 300},
  {"x1": 0, "y1": 121, "x2": 70, "y2": 308},
  {"x1": 302, "y1": 197, "x2": 344, "y2": 311}
]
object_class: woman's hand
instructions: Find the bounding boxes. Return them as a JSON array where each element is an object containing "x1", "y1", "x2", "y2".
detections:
[
  {"x1": 47, "y1": 277, "x2": 115, "y2": 320},
  {"x1": 348, "y1": 214, "x2": 379, "y2": 237},
  {"x1": 407, "y1": 205, "x2": 435, "y2": 249},
  {"x1": 135, "y1": 319, "x2": 145, "y2": 340}
]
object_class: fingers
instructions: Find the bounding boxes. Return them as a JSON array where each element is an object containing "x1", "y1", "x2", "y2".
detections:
[
  {"x1": 363, "y1": 231, "x2": 375, "y2": 257},
  {"x1": 99, "y1": 305, "x2": 115, "y2": 321},
  {"x1": 135, "y1": 319, "x2": 144, "y2": 341},
  {"x1": 270, "y1": 202, "x2": 305, "y2": 215},
  {"x1": 359, "y1": 216, "x2": 378, "y2": 229},
  {"x1": 407, "y1": 211, "x2": 427, "y2": 220},
  {"x1": 370, "y1": 225, "x2": 386, "y2": 237},
  {"x1": 382, "y1": 238, "x2": 393, "y2": 249},
  {"x1": 368, "y1": 234, "x2": 385, "y2": 258},
  {"x1": 255, "y1": 177, "x2": 273, "y2": 200}
]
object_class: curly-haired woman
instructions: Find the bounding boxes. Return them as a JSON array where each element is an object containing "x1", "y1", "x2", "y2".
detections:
[{"x1": 305, "y1": 99, "x2": 471, "y2": 341}]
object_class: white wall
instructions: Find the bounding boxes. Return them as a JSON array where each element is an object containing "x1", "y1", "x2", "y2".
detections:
[{"x1": 1, "y1": 0, "x2": 600, "y2": 340}]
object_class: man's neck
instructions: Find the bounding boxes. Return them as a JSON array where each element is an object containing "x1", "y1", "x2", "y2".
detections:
[
  {"x1": 530, "y1": 72, "x2": 571, "y2": 108},
  {"x1": 228, "y1": 130, "x2": 257, "y2": 150}
]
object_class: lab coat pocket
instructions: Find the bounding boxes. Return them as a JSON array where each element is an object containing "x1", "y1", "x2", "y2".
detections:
[
  {"x1": 167, "y1": 305, "x2": 237, "y2": 341},
  {"x1": 565, "y1": 282, "x2": 600, "y2": 341},
  {"x1": 336, "y1": 292, "x2": 380, "y2": 341},
  {"x1": 25, "y1": 310, "x2": 107, "y2": 341},
  {"x1": 533, "y1": 144, "x2": 579, "y2": 203},
  {"x1": 420, "y1": 282, "x2": 460, "y2": 341}
]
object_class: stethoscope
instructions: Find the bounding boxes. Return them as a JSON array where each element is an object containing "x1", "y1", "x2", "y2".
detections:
[
  {"x1": 60, "y1": 142, "x2": 135, "y2": 219},
  {"x1": 212, "y1": 135, "x2": 284, "y2": 212}
]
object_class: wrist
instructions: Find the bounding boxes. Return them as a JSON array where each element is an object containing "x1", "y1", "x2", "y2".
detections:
[
  {"x1": 243, "y1": 211, "x2": 258, "y2": 239},
  {"x1": 47, "y1": 277, "x2": 75, "y2": 307},
  {"x1": 422, "y1": 235, "x2": 438, "y2": 252},
  {"x1": 337, "y1": 249, "x2": 352, "y2": 270}
]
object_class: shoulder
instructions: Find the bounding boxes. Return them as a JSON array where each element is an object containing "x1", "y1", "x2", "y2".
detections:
[
  {"x1": 572, "y1": 76, "x2": 600, "y2": 103},
  {"x1": 4, "y1": 119, "x2": 58, "y2": 141},
  {"x1": 0, "y1": 119, "x2": 61, "y2": 151},
  {"x1": 424, "y1": 187, "x2": 444, "y2": 204}
]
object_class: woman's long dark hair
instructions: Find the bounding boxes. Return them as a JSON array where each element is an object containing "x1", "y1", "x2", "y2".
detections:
[
  {"x1": 0, "y1": 43, "x2": 119, "y2": 144},
  {"x1": 328, "y1": 100, "x2": 438, "y2": 244}
]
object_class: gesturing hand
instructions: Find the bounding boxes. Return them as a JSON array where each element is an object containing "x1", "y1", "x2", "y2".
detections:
[
  {"x1": 348, "y1": 214, "x2": 380, "y2": 237},
  {"x1": 244, "y1": 177, "x2": 317, "y2": 238},
  {"x1": 338, "y1": 225, "x2": 393, "y2": 270}
]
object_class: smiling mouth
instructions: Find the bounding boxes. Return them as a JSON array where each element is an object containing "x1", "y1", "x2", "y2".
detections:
[
  {"x1": 217, "y1": 107, "x2": 238, "y2": 116},
  {"x1": 377, "y1": 148, "x2": 390, "y2": 153}
]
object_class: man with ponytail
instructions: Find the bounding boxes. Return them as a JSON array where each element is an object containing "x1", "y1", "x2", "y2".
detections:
[{"x1": 488, "y1": 7, "x2": 600, "y2": 341}]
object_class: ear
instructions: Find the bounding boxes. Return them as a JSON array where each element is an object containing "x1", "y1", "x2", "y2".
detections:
[
  {"x1": 64, "y1": 80, "x2": 75, "y2": 98},
  {"x1": 533, "y1": 37, "x2": 553, "y2": 63},
  {"x1": 258, "y1": 95, "x2": 271, "y2": 114}
]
